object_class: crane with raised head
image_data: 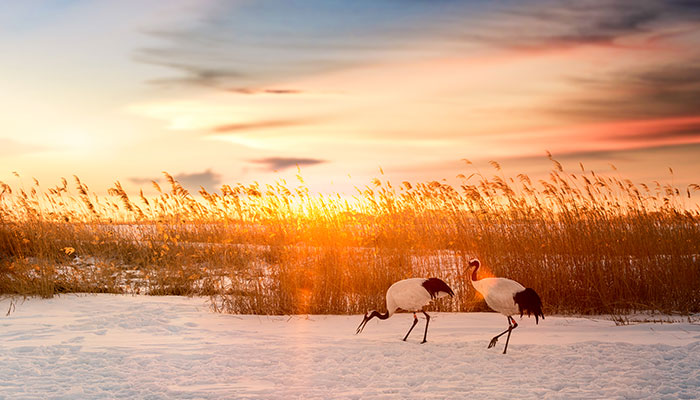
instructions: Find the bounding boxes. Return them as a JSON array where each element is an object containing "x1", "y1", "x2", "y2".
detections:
[{"x1": 469, "y1": 259, "x2": 544, "y2": 354}]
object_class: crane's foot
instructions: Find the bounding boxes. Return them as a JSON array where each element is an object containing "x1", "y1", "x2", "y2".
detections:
[
  {"x1": 420, "y1": 340, "x2": 427, "y2": 344},
  {"x1": 488, "y1": 337, "x2": 498, "y2": 348},
  {"x1": 502, "y1": 348, "x2": 508, "y2": 355}
]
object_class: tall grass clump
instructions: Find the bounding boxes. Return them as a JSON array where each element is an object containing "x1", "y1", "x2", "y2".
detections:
[{"x1": 1, "y1": 158, "x2": 699, "y2": 316}]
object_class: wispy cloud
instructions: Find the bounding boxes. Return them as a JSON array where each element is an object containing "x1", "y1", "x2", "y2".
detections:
[
  {"x1": 250, "y1": 157, "x2": 326, "y2": 171},
  {"x1": 227, "y1": 88, "x2": 304, "y2": 95},
  {"x1": 129, "y1": 169, "x2": 222, "y2": 192},
  {"x1": 138, "y1": 59, "x2": 246, "y2": 89},
  {"x1": 211, "y1": 118, "x2": 315, "y2": 133},
  {"x1": 507, "y1": 142, "x2": 700, "y2": 165},
  {"x1": 610, "y1": 122, "x2": 700, "y2": 142},
  {"x1": 136, "y1": 0, "x2": 700, "y2": 91},
  {"x1": 127, "y1": 176, "x2": 157, "y2": 185},
  {"x1": 173, "y1": 169, "x2": 222, "y2": 192},
  {"x1": 464, "y1": 0, "x2": 700, "y2": 51},
  {"x1": 556, "y1": 62, "x2": 700, "y2": 121},
  {"x1": 135, "y1": 0, "x2": 464, "y2": 89}
]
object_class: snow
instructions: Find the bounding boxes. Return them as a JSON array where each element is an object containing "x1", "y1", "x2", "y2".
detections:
[{"x1": 1, "y1": 295, "x2": 699, "y2": 399}]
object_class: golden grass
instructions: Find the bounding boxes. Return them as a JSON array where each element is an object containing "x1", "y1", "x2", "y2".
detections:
[{"x1": 1, "y1": 157, "x2": 699, "y2": 316}]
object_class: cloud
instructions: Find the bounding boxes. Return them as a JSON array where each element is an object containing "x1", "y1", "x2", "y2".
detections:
[
  {"x1": 249, "y1": 157, "x2": 326, "y2": 171},
  {"x1": 129, "y1": 169, "x2": 222, "y2": 192},
  {"x1": 610, "y1": 122, "x2": 700, "y2": 142},
  {"x1": 211, "y1": 118, "x2": 314, "y2": 133},
  {"x1": 468, "y1": 0, "x2": 700, "y2": 51},
  {"x1": 128, "y1": 176, "x2": 159, "y2": 185},
  {"x1": 137, "y1": 58, "x2": 246, "y2": 89},
  {"x1": 471, "y1": 1, "x2": 700, "y2": 125},
  {"x1": 173, "y1": 169, "x2": 222, "y2": 192},
  {"x1": 227, "y1": 88, "x2": 304, "y2": 95},
  {"x1": 134, "y1": 0, "x2": 461, "y2": 90},
  {"x1": 508, "y1": 141, "x2": 700, "y2": 165},
  {"x1": 135, "y1": 0, "x2": 700, "y2": 92},
  {"x1": 553, "y1": 61, "x2": 700, "y2": 121}
]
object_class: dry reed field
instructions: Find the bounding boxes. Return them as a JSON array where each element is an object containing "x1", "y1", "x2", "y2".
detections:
[{"x1": 1, "y1": 156, "x2": 699, "y2": 317}]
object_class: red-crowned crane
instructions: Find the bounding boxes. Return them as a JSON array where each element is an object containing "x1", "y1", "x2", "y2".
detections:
[
  {"x1": 356, "y1": 278, "x2": 454, "y2": 343},
  {"x1": 468, "y1": 259, "x2": 544, "y2": 354}
]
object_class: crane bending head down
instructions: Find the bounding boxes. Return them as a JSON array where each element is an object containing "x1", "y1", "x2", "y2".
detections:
[{"x1": 356, "y1": 277, "x2": 454, "y2": 343}]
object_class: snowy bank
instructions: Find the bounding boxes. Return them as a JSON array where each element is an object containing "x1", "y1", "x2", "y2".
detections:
[{"x1": 1, "y1": 295, "x2": 699, "y2": 399}]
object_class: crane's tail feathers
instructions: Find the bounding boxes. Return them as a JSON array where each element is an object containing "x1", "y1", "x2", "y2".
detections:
[{"x1": 514, "y1": 288, "x2": 545, "y2": 324}]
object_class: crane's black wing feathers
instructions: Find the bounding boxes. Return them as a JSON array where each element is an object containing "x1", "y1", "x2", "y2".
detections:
[
  {"x1": 422, "y1": 278, "x2": 455, "y2": 299},
  {"x1": 513, "y1": 288, "x2": 545, "y2": 324}
]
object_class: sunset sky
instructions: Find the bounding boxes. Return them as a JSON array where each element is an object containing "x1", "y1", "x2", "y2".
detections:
[{"x1": 2, "y1": 0, "x2": 699, "y2": 194}]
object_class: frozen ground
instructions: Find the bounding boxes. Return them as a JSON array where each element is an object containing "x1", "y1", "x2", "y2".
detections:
[{"x1": 1, "y1": 295, "x2": 698, "y2": 399}]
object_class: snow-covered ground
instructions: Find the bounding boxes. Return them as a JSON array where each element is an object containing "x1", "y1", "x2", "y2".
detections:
[{"x1": 1, "y1": 295, "x2": 698, "y2": 399}]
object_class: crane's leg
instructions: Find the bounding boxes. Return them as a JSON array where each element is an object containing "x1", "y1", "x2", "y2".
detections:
[
  {"x1": 502, "y1": 316, "x2": 518, "y2": 354},
  {"x1": 421, "y1": 311, "x2": 431, "y2": 344},
  {"x1": 403, "y1": 313, "x2": 419, "y2": 341},
  {"x1": 488, "y1": 316, "x2": 518, "y2": 350}
]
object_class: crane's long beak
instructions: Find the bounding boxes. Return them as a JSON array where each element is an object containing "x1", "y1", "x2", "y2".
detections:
[{"x1": 356, "y1": 313, "x2": 370, "y2": 334}]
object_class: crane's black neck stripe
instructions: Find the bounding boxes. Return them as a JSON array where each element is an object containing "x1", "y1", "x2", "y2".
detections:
[
  {"x1": 470, "y1": 260, "x2": 481, "y2": 281},
  {"x1": 371, "y1": 310, "x2": 390, "y2": 320},
  {"x1": 422, "y1": 278, "x2": 455, "y2": 299}
]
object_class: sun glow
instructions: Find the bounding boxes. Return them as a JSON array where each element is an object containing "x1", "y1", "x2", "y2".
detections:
[{"x1": 45, "y1": 129, "x2": 101, "y2": 153}]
